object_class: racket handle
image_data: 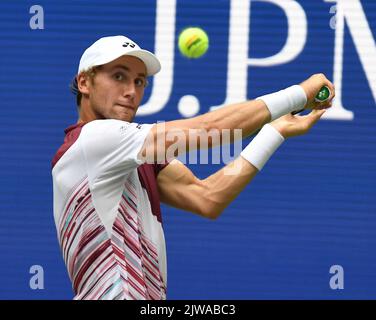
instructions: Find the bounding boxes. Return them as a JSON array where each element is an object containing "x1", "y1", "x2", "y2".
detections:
[{"x1": 291, "y1": 85, "x2": 331, "y2": 115}]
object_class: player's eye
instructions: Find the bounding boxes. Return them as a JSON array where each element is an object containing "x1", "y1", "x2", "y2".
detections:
[
  {"x1": 135, "y1": 78, "x2": 146, "y2": 88},
  {"x1": 114, "y1": 73, "x2": 125, "y2": 81}
]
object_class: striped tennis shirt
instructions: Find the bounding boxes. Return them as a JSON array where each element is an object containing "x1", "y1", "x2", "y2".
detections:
[{"x1": 52, "y1": 119, "x2": 168, "y2": 300}]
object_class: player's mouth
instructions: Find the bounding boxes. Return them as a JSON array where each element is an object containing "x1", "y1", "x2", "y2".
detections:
[{"x1": 116, "y1": 103, "x2": 135, "y2": 111}]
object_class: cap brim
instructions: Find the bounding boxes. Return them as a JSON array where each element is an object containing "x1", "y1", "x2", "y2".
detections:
[
  {"x1": 125, "y1": 49, "x2": 161, "y2": 76},
  {"x1": 78, "y1": 48, "x2": 161, "y2": 76}
]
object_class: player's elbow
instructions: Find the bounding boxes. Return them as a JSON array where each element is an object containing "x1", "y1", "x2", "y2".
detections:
[
  {"x1": 206, "y1": 209, "x2": 222, "y2": 220},
  {"x1": 198, "y1": 197, "x2": 225, "y2": 220},
  {"x1": 206, "y1": 206, "x2": 225, "y2": 220},
  {"x1": 192, "y1": 180, "x2": 225, "y2": 220},
  {"x1": 198, "y1": 206, "x2": 220, "y2": 220}
]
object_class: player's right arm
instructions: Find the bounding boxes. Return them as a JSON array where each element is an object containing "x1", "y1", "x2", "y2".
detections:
[
  {"x1": 157, "y1": 109, "x2": 327, "y2": 219},
  {"x1": 139, "y1": 73, "x2": 334, "y2": 163}
]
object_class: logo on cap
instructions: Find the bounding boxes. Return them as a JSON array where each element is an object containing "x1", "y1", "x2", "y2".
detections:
[{"x1": 123, "y1": 42, "x2": 136, "y2": 48}]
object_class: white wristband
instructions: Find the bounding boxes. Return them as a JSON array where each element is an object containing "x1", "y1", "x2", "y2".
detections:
[
  {"x1": 256, "y1": 85, "x2": 307, "y2": 121},
  {"x1": 240, "y1": 124, "x2": 284, "y2": 171}
]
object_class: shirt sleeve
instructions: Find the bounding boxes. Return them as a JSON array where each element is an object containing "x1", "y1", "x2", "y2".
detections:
[
  {"x1": 153, "y1": 162, "x2": 170, "y2": 176},
  {"x1": 80, "y1": 119, "x2": 154, "y2": 182}
]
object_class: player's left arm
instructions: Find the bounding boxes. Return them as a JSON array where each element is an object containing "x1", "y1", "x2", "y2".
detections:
[{"x1": 157, "y1": 156, "x2": 257, "y2": 219}]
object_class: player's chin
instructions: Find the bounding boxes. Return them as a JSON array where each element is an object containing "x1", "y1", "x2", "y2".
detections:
[{"x1": 113, "y1": 107, "x2": 135, "y2": 122}]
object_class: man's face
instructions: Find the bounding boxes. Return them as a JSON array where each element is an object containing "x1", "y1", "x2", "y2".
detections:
[{"x1": 85, "y1": 55, "x2": 147, "y2": 122}]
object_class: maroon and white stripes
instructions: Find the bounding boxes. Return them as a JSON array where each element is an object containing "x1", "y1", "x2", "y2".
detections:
[{"x1": 58, "y1": 176, "x2": 166, "y2": 300}]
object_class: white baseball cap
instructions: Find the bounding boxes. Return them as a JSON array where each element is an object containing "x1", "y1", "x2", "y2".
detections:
[{"x1": 77, "y1": 35, "x2": 161, "y2": 76}]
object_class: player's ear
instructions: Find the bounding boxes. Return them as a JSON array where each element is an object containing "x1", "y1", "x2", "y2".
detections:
[{"x1": 77, "y1": 72, "x2": 90, "y2": 95}]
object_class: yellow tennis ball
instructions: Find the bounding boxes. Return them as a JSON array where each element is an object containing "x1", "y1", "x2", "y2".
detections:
[{"x1": 178, "y1": 27, "x2": 209, "y2": 58}]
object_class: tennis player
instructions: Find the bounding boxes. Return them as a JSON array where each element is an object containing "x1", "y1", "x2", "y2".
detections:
[{"x1": 51, "y1": 35, "x2": 335, "y2": 300}]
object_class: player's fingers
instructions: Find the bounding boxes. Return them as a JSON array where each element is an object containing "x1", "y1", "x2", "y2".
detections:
[
  {"x1": 323, "y1": 81, "x2": 335, "y2": 102},
  {"x1": 315, "y1": 100, "x2": 332, "y2": 110},
  {"x1": 304, "y1": 109, "x2": 326, "y2": 128},
  {"x1": 324, "y1": 101, "x2": 333, "y2": 109}
]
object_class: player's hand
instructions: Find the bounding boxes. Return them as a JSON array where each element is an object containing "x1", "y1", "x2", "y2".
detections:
[
  {"x1": 270, "y1": 109, "x2": 326, "y2": 139},
  {"x1": 300, "y1": 73, "x2": 335, "y2": 110}
]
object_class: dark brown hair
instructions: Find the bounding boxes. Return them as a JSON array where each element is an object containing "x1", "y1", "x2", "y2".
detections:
[{"x1": 69, "y1": 67, "x2": 100, "y2": 108}]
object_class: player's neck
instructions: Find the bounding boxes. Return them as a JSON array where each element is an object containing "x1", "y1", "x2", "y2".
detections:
[{"x1": 77, "y1": 101, "x2": 100, "y2": 124}]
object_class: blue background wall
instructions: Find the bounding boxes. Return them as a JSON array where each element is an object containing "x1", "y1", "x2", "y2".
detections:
[{"x1": 0, "y1": 0, "x2": 375, "y2": 299}]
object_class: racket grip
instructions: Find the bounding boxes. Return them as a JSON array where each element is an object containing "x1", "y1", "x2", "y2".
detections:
[{"x1": 291, "y1": 85, "x2": 331, "y2": 115}]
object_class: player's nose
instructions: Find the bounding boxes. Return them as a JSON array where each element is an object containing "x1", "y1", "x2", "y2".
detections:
[{"x1": 123, "y1": 83, "x2": 136, "y2": 100}]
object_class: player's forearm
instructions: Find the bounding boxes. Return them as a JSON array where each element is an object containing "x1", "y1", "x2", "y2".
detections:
[
  {"x1": 162, "y1": 83, "x2": 307, "y2": 144},
  {"x1": 192, "y1": 99, "x2": 271, "y2": 137},
  {"x1": 201, "y1": 157, "x2": 258, "y2": 219},
  {"x1": 141, "y1": 99, "x2": 270, "y2": 162},
  {"x1": 143, "y1": 99, "x2": 270, "y2": 160},
  {"x1": 166, "y1": 99, "x2": 271, "y2": 140},
  {"x1": 200, "y1": 124, "x2": 285, "y2": 219}
]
